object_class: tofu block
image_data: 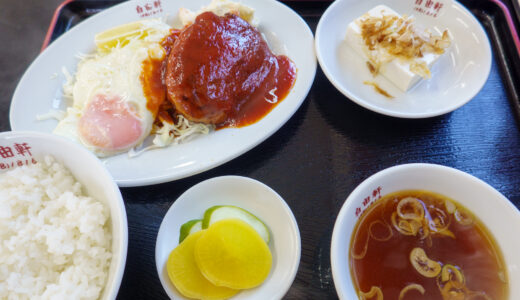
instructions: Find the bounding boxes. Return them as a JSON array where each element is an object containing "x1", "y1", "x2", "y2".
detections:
[{"x1": 345, "y1": 5, "x2": 441, "y2": 91}]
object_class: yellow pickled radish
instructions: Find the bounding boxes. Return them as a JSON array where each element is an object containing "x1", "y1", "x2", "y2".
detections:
[
  {"x1": 166, "y1": 230, "x2": 239, "y2": 300},
  {"x1": 195, "y1": 219, "x2": 272, "y2": 289}
]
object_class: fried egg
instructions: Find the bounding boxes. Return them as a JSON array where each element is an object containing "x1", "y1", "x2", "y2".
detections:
[{"x1": 54, "y1": 20, "x2": 170, "y2": 157}]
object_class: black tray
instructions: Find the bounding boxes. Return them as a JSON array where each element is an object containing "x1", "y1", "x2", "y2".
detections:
[{"x1": 44, "y1": 1, "x2": 520, "y2": 299}]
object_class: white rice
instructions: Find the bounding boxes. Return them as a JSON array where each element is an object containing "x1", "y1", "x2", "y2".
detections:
[{"x1": 0, "y1": 156, "x2": 112, "y2": 300}]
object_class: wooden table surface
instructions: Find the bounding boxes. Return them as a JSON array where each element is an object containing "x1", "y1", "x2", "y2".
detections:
[{"x1": 1, "y1": 0, "x2": 520, "y2": 299}]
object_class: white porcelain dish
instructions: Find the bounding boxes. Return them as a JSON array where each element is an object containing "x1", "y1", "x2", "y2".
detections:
[
  {"x1": 315, "y1": 0, "x2": 492, "y2": 118},
  {"x1": 155, "y1": 176, "x2": 301, "y2": 300},
  {"x1": 330, "y1": 163, "x2": 520, "y2": 299},
  {"x1": 0, "y1": 131, "x2": 128, "y2": 300},
  {"x1": 9, "y1": 0, "x2": 316, "y2": 187}
]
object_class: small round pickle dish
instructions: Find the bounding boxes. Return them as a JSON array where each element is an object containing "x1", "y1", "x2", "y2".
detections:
[{"x1": 155, "y1": 176, "x2": 301, "y2": 300}]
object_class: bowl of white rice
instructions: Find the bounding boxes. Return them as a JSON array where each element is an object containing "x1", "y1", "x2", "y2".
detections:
[{"x1": 0, "y1": 131, "x2": 127, "y2": 299}]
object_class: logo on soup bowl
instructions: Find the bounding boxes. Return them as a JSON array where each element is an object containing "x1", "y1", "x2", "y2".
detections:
[{"x1": 331, "y1": 163, "x2": 520, "y2": 300}]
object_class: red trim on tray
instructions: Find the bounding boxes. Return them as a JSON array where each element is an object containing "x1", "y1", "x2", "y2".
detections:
[
  {"x1": 490, "y1": 0, "x2": 520, "y2": 58},
  {"x1": 41, "y1": 0, "x2": 76, "y2": 52}
]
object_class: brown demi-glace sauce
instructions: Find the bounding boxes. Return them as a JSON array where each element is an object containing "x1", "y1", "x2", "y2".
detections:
[
  {"x1": 162, "y1": 12, "x2": 296, "y2": 129},
  {"x1": 350, "y1": 190, "x2": 508, "y2": 300}
]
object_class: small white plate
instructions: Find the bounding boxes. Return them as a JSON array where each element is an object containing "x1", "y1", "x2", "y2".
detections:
[
  {"x1": 155, "y1": 176, "x2": 301, "y2": 300},
  {"x1": 9, "y1": 0, "x2": 316, "y2": 187},
  {"x1": 315, "y1": 0, "x2": 492, "y2": 118}
]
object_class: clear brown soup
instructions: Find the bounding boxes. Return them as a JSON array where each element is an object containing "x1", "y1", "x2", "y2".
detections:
[{"x1": 349, "y1": 190, "x2": 508, "y2": 300}]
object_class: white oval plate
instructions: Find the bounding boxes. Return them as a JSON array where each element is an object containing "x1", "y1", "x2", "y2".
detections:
[
  {"x1": 315, "y1": 0, "x2": 491, "y2": 118},
  {"x1": 10, "y1": 0, "x2": 316, "y2": 187},
  {"x1": 155, "y1": 176, "x2": 301, "y2": 300}
]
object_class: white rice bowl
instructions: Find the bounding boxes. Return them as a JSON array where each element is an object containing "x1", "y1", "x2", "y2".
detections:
[{"x1": 0, "y1": 156, "x2": 112, "y2": 299}]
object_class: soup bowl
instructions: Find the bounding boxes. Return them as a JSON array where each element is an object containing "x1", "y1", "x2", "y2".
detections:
[{"x1": 331, "y1": 163, "x2": 520, "y2": 299}]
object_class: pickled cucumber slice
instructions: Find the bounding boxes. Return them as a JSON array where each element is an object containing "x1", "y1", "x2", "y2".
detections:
[
  {"x1": 167, "y1": 230, "x2": 239, "y2": 300},
  {"x1": 179, "y1": 219, "x2": 202, "y2": 243},
  {"x1": 195, "y1": 219, "x2": 272, "y2": 289},
  {"x1": 202, "y1": 205, "x2": 270, "y2": 243}
]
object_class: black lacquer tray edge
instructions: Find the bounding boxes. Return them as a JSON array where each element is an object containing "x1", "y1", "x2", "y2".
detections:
[{"x1": 470, "y1": 0, "x2": 520, "y2": 122}]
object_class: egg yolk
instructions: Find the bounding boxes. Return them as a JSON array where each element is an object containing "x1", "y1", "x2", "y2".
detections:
[{"x1": 78, "y1": 94, "x2": 143, "y2": 151}]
